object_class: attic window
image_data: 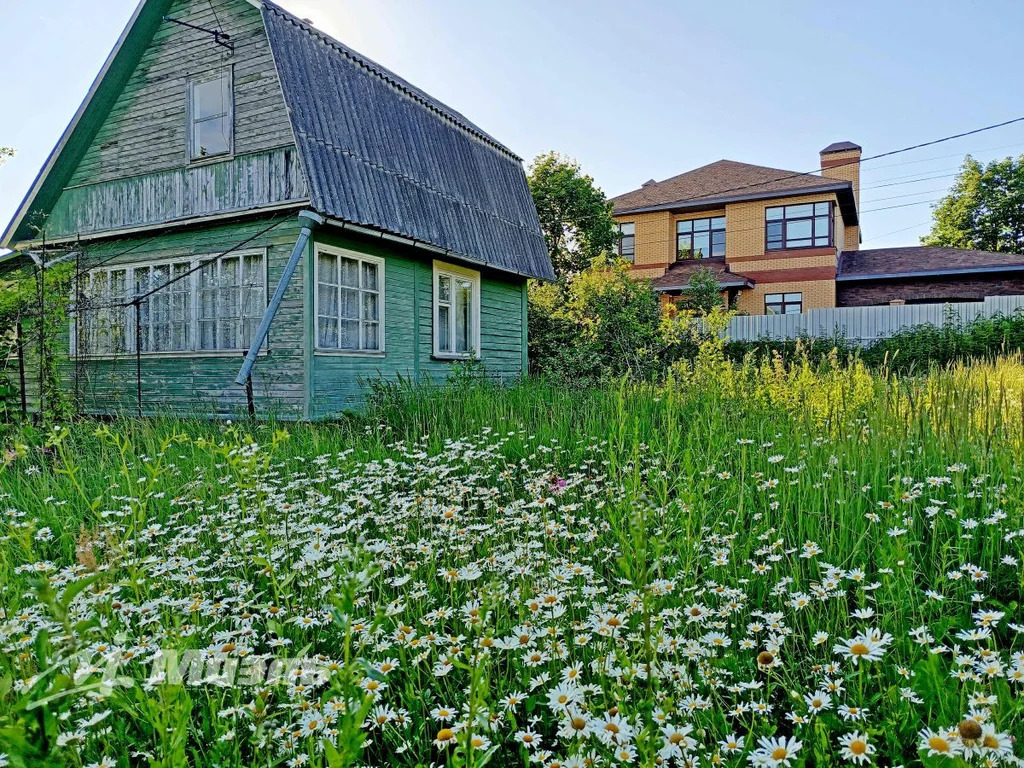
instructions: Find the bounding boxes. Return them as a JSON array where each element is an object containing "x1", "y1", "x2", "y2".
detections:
[{"x1": 189, "y1": 72, "x2": 233, "y2": 160}]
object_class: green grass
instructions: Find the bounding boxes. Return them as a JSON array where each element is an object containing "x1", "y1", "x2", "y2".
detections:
[{"x1": 1, "y1": 352, "x2": 1023, "y2": 767}]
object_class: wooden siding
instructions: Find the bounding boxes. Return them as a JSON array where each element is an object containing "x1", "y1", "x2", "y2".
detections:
[
  {"x1": 16, "y1": 222, "x2": 528, "y2": 420},
  {"x1": 68, "y1": 0, "x2": 293, "y2": 188},
  {"x1": 309, "y1": 230, "x2": 528, "y2": 417},
  {"x1": 20, "y1": 215, "x2": 308, "y2": 419},
  {"x1": 47, "y1": 147, "x2": 308, "y2": 240}
]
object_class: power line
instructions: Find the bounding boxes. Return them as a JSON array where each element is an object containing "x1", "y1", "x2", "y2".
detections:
[
  {"x1": 611, "y1": 116, "x2": 1024, "y2": 216},
  {"x1": 862, "y1": 140, "x2": 1024, "y2": 171},
  {"x1": 861, "y1": 188, "x2": 949, "y2": 204},
  {"x1": 862, "y1": 220, "x2": 933, "y2": 244}
]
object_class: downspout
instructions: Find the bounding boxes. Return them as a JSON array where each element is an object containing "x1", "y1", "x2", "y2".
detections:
[{"x1": 235, "y1": 209, "x2": 324, "y2": 386}]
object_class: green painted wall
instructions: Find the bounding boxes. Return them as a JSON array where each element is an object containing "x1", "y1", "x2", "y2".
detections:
[
  {"x1": 33, "y1": 0, "x2": 303, "y2": 244},
  {"x1": 22, "y1": 215, "x2": 308, "y2": 419},
  {"x1": 21, "y1": 218, "x2": 528, "y2": 420},
  {"x1": 308, "y1": 230, "x2": 528, "y2": 418}
]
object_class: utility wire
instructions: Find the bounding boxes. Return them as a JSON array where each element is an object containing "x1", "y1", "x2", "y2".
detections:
[{"x1": 609, "y1": 116, "x2": 1024, "y2": 218}]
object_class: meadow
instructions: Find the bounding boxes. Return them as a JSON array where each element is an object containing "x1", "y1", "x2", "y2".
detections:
[{"x1": 1, "y1": 349, "x2": 1023, "y2": 767}]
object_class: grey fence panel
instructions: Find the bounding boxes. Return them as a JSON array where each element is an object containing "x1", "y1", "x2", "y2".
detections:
[{"x1": 726, "y1": 295, "x2": 1024, "y2": 344}]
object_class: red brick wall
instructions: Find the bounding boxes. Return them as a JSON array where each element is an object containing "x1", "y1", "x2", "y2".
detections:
[{"x1": 837, "y1": 275, "x2": 1024, "y2": 307}]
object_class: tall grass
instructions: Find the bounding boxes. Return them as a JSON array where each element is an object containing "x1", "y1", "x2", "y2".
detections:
[{"x1": 1, "y1": 351, "x2": 1022, "y2": 766}]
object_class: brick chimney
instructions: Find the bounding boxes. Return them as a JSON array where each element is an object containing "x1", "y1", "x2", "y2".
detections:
[{"x1": 820, "y1": 141, "x2": 861, "y2": 251}]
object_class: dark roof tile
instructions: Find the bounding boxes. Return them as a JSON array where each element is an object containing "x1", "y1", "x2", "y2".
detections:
[
  {"x1": 610, "y1": 160, "x2": 855, "y2": 224},
  {"x1": 838, "y1": 247, "x2": 1024, "y2": 279},
  {"x1": 648, "y1": 257, "x2": 753, "y2": 291},
  {"x1": 820, "y1": 141, "x2": 862, "y2": 154}
]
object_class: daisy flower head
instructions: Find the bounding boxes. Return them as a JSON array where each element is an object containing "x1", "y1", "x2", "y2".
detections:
[
  {"x1": 752, "y1": 735, "x2": 803, "y2": 767},
  {"x1": 833, "y1": 629, "x2": 893, "y2": 665},
  {"x1": 838, "y1": 731, "x2": 874, "y2": 764}
]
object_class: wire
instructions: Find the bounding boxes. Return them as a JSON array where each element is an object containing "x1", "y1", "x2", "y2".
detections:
[
  {"x1": 860, "y1": 188, "x2": 950, "y2": 204},
  {"x1": 611, "y1": 116, "x2": 1024, "y2": 216},
  {"x1": 861, "y1": 220, "x2": 934, "y2": 243},
  {"x1": 130, "y1": 215, "x2": 290, "y2": 305},
  {"x1": 862, "y1": 141, "x2": 1024, "y2": 171}
]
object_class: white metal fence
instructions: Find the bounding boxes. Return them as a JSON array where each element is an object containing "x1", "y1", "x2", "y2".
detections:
[{"x1": 726, "y1": 295, "x2": 1024, "y2": 344}]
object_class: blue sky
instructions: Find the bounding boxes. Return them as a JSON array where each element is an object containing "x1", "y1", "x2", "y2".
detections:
[{"x1": 2, "y1": 0, "x2": 1023, "y2": 249}]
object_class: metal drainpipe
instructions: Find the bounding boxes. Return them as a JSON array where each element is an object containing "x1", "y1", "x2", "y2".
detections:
[{"x1": 235, "y1": 209, "x2": 324, "y2": 386}]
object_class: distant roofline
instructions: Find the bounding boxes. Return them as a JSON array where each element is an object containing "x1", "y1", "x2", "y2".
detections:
[
  {"x1": 613, "y1": 180, "x2": 854, "y2": 217},
  {"x1": 837, "y1": 263, "x2": 1024, "y2": 282}
]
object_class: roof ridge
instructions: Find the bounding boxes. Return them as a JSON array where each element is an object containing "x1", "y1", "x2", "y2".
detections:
[
  {"x1": 260, "y1": 0, "x2": 521, "y2": 161},
  {"x1": 609, "y1": 157, "x2": 825, "y2": 203}
]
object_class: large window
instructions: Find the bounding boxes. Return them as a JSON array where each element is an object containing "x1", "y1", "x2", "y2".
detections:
[
  {"x1": 764, "y1": 292, "x2": 803, "y2": 315},
  {"x1": 766, "y1": 202, "x2": 832, "y2": 250},
  {"x1": 433, "y1": 261, "x2": 480, "y2": 359},
  {"x1": 616, "y1": 222, "x2": 635, "y2": 262},
  {"x1": 189, "y1": 71, "x2": 233, "y2": 160},
  {"x1": 315, "y1": 246, "x2": 384, "y2": 353},
  {"x1": 677, "y1": 216, "x2": 725, "y2": 259},
  {"x1": 73, "y1": 252, "x2": 266, "y2": 356}
]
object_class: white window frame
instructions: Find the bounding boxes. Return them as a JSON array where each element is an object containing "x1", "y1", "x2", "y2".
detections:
[
  {"x1": 432, "y1": 260, "x2": 481, "y2": 360},
  {"x1": 313, "y1": 244, "x2": 386, "y2": 356},
  {"x1": 187, "y1": 69, "x2": 234, "y2": 162},
  {"x1": 70, "y1": 249, "x2": 267, "y2": 358}
]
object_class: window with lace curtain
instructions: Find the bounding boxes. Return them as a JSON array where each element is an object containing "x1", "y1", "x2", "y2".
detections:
[
  {"x1": 314, "y1": 245, "x2": 385, "y2": 353},
  {"x1": 72, "y1": 251, "x2": 266, "y2": 356}
]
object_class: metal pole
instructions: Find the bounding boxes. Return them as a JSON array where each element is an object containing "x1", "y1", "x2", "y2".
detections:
[
  {"x1": 16, "y1": 319, "x2": 27, "y2": 420},
  {"x1": 37, "y1": 253, "x2": 45, "y2": 422},
  {"x1": 235, "y1": 210, "x2": 324, "y2": 385},
  {"x1": 134, "y1": 299, "x2": 142, "y2": 419}
]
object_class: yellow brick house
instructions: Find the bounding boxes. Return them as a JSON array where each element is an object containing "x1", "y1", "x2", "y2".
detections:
[{"x1": 611, "y1": 142, "x2": 1024, "y2": 314}]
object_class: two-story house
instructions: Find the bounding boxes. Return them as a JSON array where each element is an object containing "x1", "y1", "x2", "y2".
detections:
[
  {"x1": 611, "y1": 142, "x2": 1024, "y2": 314},
  {"x1": 1, "y1": 0, "x2": 553, "y2": 419}
]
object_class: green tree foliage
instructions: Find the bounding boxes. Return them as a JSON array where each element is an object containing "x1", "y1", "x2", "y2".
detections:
[
  {"x1": 527, "y1": 152, "x2": 617, "y2": 278},
  {"x1": 676, "y1": 267, "x2": 725, "y2": 316},
  {"x1": 922, "y1": 154, "x2": 1024, "y2": 253},
  {"x1": 528, "y1": 259, "x2": 682, "y2": 383}
]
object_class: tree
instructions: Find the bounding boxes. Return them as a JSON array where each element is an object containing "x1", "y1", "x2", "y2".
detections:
[
  {"x1": 678, "y1": 267, "x2": 724, "y2": 316},
  {"x1": 527, "y1": 152, "x2": 617, "y2": 278},
  {"x1": 922, "y1": 154, "x2": 1024, "y2": 253},
  {"x1": 528, "y1": 259, "x2": 668, "y2": 382}
]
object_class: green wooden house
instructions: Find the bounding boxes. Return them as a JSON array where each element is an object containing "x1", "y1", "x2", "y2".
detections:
[{"x1": 1, "y1": 0, "x2": 553, "y2": 419}]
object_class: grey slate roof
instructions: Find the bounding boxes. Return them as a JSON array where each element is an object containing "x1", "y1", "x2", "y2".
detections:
[{"x1": 261, "y1": 2, "x2": 554, "y2": 281}]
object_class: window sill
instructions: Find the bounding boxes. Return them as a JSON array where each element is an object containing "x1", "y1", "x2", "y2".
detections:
[
  {"x1": 314, "y1": 349, "x2": 386, "y2": 358},
  {"x1": 69, "y1": 349, "x2": 267, "y2": 361},
  {"x1": 188, "y1": 153, "x2": 234, "y2": 168},
  {"x1": 432, "y1": 353, "x2": 481, "y2": 362}
]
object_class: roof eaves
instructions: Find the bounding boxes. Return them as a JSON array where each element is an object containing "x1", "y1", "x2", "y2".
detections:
[
  {"x1": 322, "y1": 216, "x2": 555, "y2": 281},
  {"x1": 837, "y1": 264, "x2": 1024, "y2": 281},
  {"x1": 613, "y1": 181, "x2": 853, "y2": 217}
]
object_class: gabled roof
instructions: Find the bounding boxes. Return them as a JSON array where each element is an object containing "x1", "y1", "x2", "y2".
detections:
[
  {"x1": 838, "y1": 246, "x2": 1024, "y2": 281},
  {"x1": 3, "y1": 0, "x2": 554, "y2": 281},
  {"x1": 1, "y1": 0, "x2": 175, "y2": 248},
  {"x1": 261, "y1": 2, "x2": 553, "y2": 280},
  {"x1": 610, "y1": 159, "x2": 858, "y2": 226},
  {"x1": 649, "y1": 257, "x2": 753, "y2": 292}
]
